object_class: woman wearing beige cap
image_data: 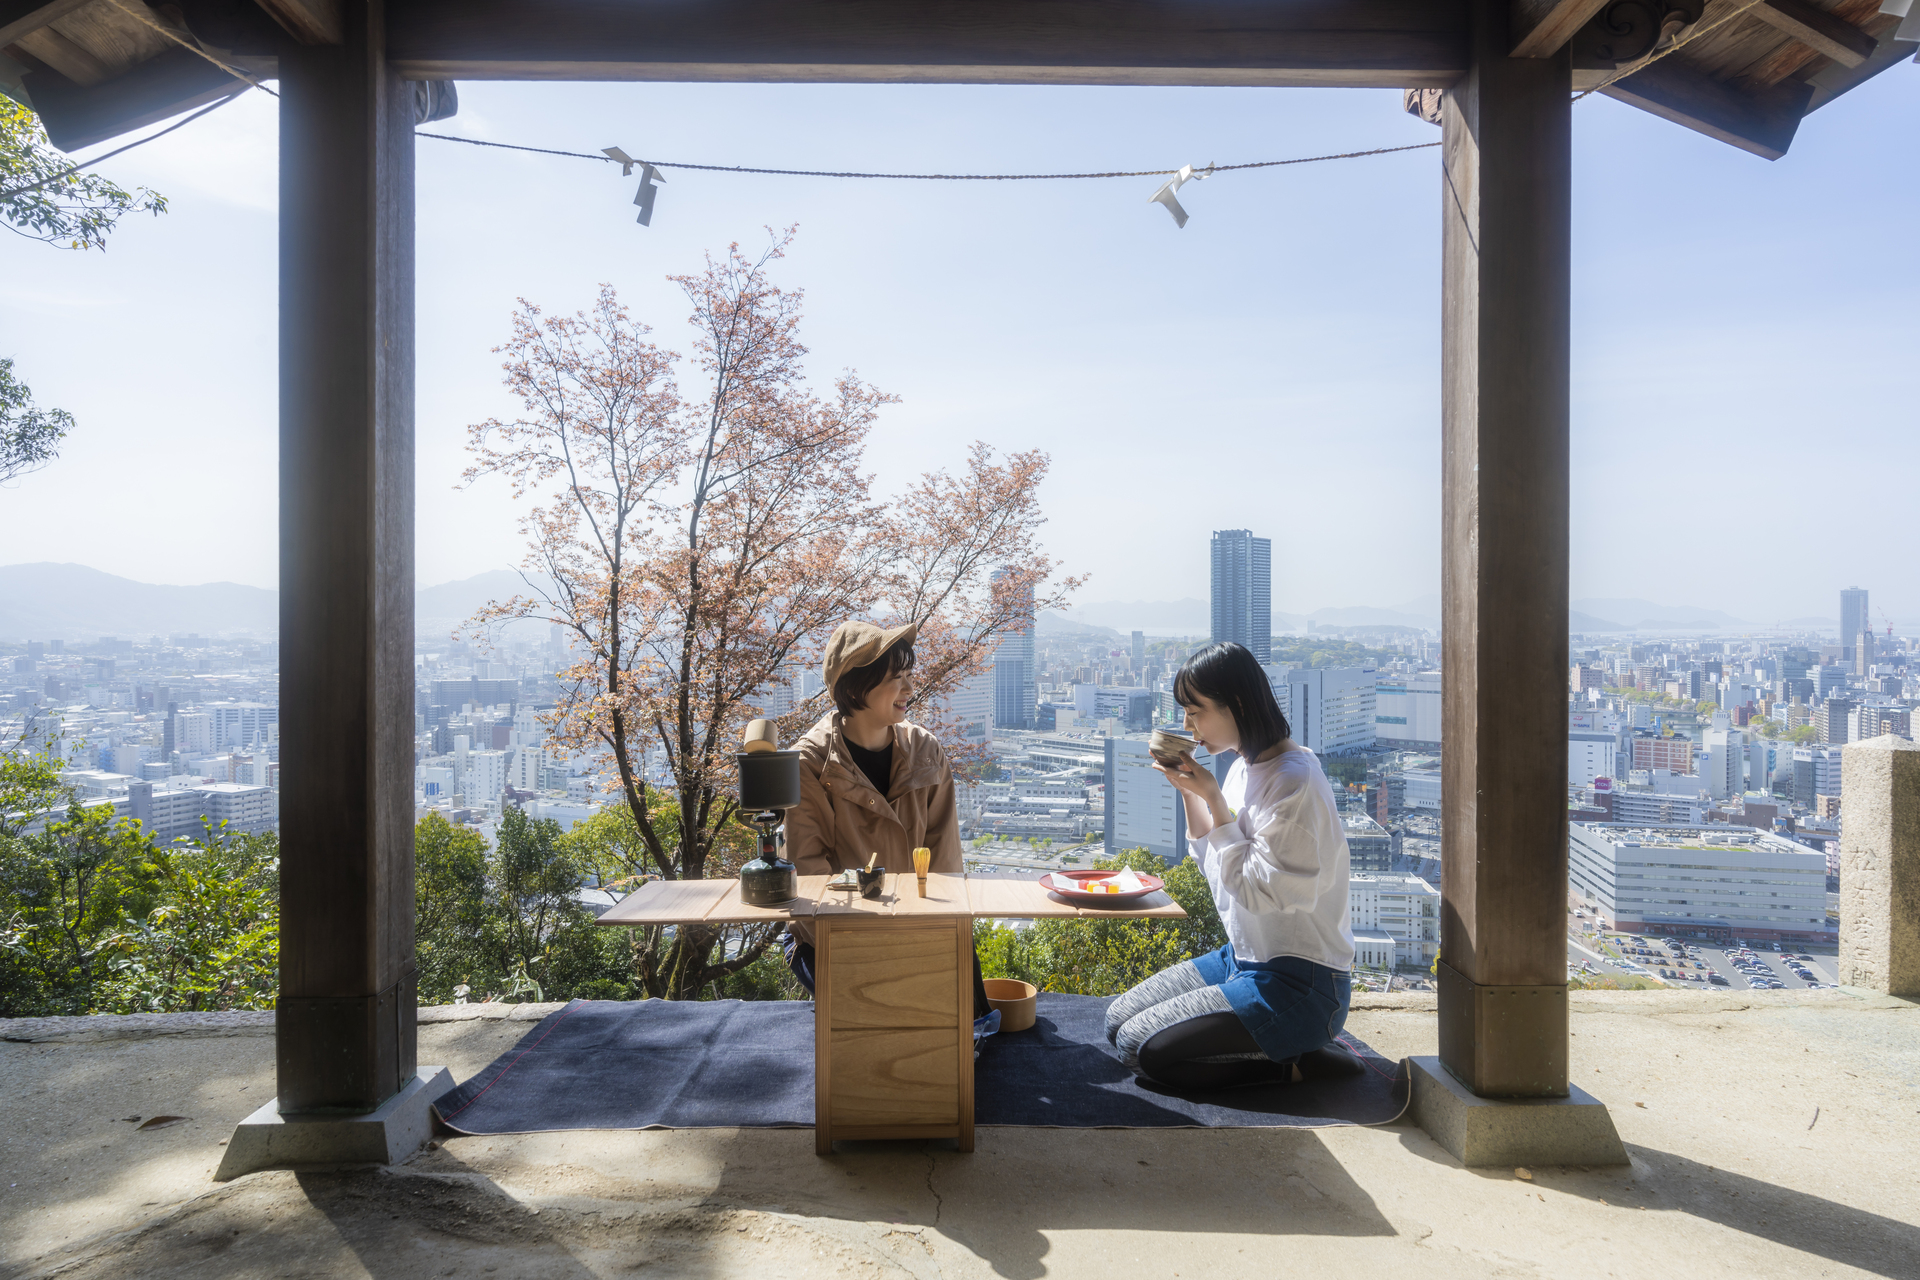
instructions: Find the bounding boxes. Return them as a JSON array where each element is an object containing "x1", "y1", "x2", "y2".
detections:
[{"x1": 780, "y1": 619, "x2": 965, "y2": 994}]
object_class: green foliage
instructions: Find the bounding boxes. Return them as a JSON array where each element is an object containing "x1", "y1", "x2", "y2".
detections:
[
  {"x1": 1785, "y1": 724, "x2": 1817, "y2": 745},
  {"x1": 1, "y1": 100, "x2": 167, "y2": 250},
  {"x1": 1268, "y1": 638, "x2": 1396, "y2": 670},
  {"x1": 0, "y1": 768, "x2": 166, "y2": 1017},
  {"x1": 414, "y1": 812, "x2": 490, "y2": 1004},
  {"x1": 973, "y1": 848, "x2": 1226, "y2": 998},
  {"x1": 0, "y1": 358, "x2": 72, "y2": 485},
  {"x1": 468, "y1": 807, "x2": 631, "y2": 1003},
  {"x1": 100, "y1": 822, "x2": 279, "y2": 1014}
]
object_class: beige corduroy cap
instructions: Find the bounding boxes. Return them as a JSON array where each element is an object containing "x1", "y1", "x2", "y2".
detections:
[{"x1": 822, "y1": 619, "x2": 918, "y2": 689}]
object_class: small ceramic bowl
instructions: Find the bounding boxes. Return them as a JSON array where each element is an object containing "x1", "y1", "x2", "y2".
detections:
[{"x1": 982, "y1": 978, "x2": 1038, "y2": 1033}]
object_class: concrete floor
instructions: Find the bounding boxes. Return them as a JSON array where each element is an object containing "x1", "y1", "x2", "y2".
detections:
[{"x1": 4, "y1": 989, "x2": 1918, "y2": 1280}]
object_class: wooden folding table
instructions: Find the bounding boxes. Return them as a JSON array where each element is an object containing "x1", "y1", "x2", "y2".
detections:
[{"x1": 598, "y1": 871, "x2": 1184, "y2": 1154}]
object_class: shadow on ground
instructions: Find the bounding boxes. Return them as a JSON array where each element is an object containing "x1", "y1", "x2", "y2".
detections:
[{"x1": 1395, "y1": 1130, "x2": 1920, "y2": 1280}]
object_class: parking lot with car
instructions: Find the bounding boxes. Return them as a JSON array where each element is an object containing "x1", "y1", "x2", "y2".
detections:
[{"x1": 1566, "y1": 906, "x2": 1839, "y2": 989}]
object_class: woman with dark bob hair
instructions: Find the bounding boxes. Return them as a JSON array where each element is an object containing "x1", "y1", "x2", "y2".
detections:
[
  {"x1": 1104, "y1": 641, "x2": 1357, "y2": 1089},
  {"x1": 779, "y1": 619, "x2": 964, "y2": 994}
]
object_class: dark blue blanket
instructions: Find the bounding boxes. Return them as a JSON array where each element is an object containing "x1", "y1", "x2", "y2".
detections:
[{"x1": 433, "y1": 994, "x2": 1406, "y2": 1135}]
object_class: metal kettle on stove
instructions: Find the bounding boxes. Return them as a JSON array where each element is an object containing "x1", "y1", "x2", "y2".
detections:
[{"x1": 736, "y1": 719, "x2": 800, "y2": 905}]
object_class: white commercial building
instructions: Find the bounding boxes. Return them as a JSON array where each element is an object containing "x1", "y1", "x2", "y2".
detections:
[
  {"x1": 462, "y1": 749, "x2": 509, "y2": 805},
  {"x1": 1568, "y1": 732, "x2": 1615, "y2": 787},
  {"x1": 1402, "y1": 768, "x2": 1442, "y2": 810},
  {"x1": 1349, "y1": 873, "x2": 1439, "y2": 971},
  {"x1": 206, "y1": 701, "x2": 279, "y2": 749},
  {"x1": 1373, "y1": 672, "x2": 1442, "y2": 749},
  {"x1": 195, "y1": 782, "x2": 278, "y2": 836},
  {"x1": 173, "y1": 711, "x2": 214, "y2": 754},
  {"x1": 1568, "y1": 822, "x2": 1831, "y2": 942},
  {"x1": 1701, "y1": 716, "x2": 1744, "y2": 801},
  {"x1": 1607, "y1": 789, "x2": 1706, "y2": 826},
  {"x1": 1283, "y1": 667, "x2": 1377, "y2": 756}
]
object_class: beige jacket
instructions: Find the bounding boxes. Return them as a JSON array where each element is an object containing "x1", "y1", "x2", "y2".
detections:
[
  {"x1": 785, "y1": 711, "x2": 964, "y2": 878},
  {"x1": 781, "y1": 712, "x2": 962, "y2": 947}
]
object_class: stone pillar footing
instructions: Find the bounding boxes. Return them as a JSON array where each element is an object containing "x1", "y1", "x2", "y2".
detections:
[
  {"x1": 214, "y1": 1066, "x2": 452, "y2": 1182},
  {"x1": 1409, "y1": 1055, "x2": 1627, "y2": 1167}
]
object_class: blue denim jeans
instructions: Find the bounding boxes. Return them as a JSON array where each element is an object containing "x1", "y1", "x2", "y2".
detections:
[{"x1": 1189, "y1": 944, "x2": 1352, "y2": 1063}]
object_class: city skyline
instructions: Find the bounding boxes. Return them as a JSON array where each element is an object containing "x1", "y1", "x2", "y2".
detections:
[{"x1": 2, "y1": 78, "x2": 1914, "y2": 621}]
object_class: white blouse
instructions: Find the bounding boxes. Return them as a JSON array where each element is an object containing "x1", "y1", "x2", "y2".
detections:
[{"x1": 1187, "y1": 745, "x2": 1356, "y2": 972}]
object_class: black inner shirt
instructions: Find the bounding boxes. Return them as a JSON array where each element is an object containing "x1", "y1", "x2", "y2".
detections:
[{"x1": 844, "y1": 735, "x2": 894, "y2": 799}]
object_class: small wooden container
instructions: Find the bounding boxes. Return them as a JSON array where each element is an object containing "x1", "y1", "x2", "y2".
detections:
[{"x1": 982, "y1": 978, "x2": 1038, "y2": 1033}]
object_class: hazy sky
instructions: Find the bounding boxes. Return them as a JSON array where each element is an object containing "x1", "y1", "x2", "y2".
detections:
[{"x1": 2, "y1": 69, "x2": 1915, "y2": 625}]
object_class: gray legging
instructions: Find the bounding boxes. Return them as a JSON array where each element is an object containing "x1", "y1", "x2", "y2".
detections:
[{"x1": 1105, "y1": 960, "x2": 1293, "y2": 1089}]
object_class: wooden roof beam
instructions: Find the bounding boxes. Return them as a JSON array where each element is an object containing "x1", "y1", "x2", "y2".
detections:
[
  {"x1": 253, "y1": 0, "x2": 339, "y2": 45},
  {"x1": 0, "y1": 0, "x2": 92, "y2": 49},
  {"x1": 22, "y1": 42, "x2": 242, "y2": 147},
  {"x1": 1749, "y1": 0, "x2": 1878, "y2": 68},
  {"x1": 1509, "y1": 0, "x2": 1609, "y2": 57},
  {"x1": 1806, "y1": 19, "x2": 1919, "y2": 111},
  {"x1": 1601, "y1": 54, "x2": 1813, "y2": 159},
  {"x1": 385, "y1": 0, "x2": 1470, "y2": 88}
]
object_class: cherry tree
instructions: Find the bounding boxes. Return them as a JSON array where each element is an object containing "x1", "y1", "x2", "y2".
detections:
[{"x1": 463, "y1": 232, "x2": 1077, "y2": 998}]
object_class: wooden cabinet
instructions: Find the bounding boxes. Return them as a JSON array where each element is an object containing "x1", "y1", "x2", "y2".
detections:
[{"x1": 814, "y1": 905, "x2": 973, "y2": 1154}]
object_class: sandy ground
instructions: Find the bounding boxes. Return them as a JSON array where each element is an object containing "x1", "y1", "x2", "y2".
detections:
[{"x1": 4, "y1": 990, "x2": 1918, "y2": 1280}]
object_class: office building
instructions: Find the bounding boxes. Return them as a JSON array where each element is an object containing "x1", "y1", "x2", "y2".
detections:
[
  {"x1": 1344, "y1": 813, "x2": 1394, "y2": 873},
  {"x1": 1630, "y1": 735, "x2": 1694, "y2": 775},
  {"x1": 1104, "y1": 735, "x2": 1214, "y2": 864},
  {"x1": 462, "y1": 749, "x2": 508, "y2": 804},
  {"x1": 1792, "y1": 746, "x2": 1842, "y2": 805},
  {"x1": 1840, "y1": 587, "x2": 1868, "y2": 665},
  {"x1": 1374, "y1": 672, "x2": 1442, "y2": 749},
  {"x1": 1072, "y1": 685, "x2": 1156, "y2": 732},
  {"x1": 1568, "y1": 732, "x2": 1615, "y2": 788},
  {"x1": 206, "y1": 701, "x2": 279, "y2": 749},
  {"x1": 1811, "y1": 664, "x2": 1848, "y2": 698},
  {"x1": 991, "y1": 567, "x2": 1037, "y2": 730},
  {"x1": 1568, "y1": 822, "x2": 1831, "y2": 942},
  {"x1": 1131, "y1": 630, "x2": 1145, "y2": 671},
  {"x1": 196, "y1": 782, "x2": 279, "y2": 836},
  {"x1": 1348, "y1": 873, "x2": 1439, "y2": 970},
  {"x1": 1607, "y1": 789, "x2": 1706, "y2": 826},
  {"x1": 1850, "y1": 705, "x2": 1910, "y2": 740},
  {"x1": 1402, "y1": 767, "x2": 1442, "y2": 810},
  {"x1": 1283, "y1": 667, "x2": 1377, "y2": 756},
  {"x1": 1816, "y1": 697, "x2": 1855, "y2": 746},
  {"x1": 1701, "y1": 719, "x2": 1744, "y2": 800},
  {"x1": 1210, "y1": 529, "x2": 1271, "y2": 662}
]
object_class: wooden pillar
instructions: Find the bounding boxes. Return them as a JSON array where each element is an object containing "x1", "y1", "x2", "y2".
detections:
[
  {"x1": 1436, "y1": 0, "x2": 1571, "y2": 1099},
  {"x1": 276, "y1": 0, "x2": 418, "y2": 1114}
]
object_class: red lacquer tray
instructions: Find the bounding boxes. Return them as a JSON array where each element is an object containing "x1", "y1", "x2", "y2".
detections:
[{"x1": 1040, "y1": 869, "x2": 1165, "y2": 905}]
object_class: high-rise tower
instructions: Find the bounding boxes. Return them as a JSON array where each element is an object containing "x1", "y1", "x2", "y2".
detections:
[
  {"x1": 1840, "y1": 587, "x2": 1869, "y2": 664},
  {"x1": 991, "y1": 567, "x2": 1036, "y2": 730},
  {"x1": 1210, "y1": 529, "x2": 1272, "y2": 662}
]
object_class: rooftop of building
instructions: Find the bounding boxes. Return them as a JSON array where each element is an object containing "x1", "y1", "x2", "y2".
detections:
[
  {"x1": 1576, "y1": 824, "x2": 1828, "y2": 855},
  {"x1": 6, "y1": 987, "x2": 1916, "y2": 1278}
]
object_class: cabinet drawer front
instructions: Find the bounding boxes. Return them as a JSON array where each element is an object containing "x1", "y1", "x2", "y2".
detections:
[
  {"x1": 827, "y1": 926, "x2": 959, "y2": 1029},
  {"x1": 828, "y1": 1027, "x2": 959, "y2": 1127}
]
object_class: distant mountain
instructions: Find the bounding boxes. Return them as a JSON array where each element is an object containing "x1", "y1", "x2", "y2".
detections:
[
  {"x1": 416, "y1": 569, "x2": 553, "y2": 641},
  {"x1": 0, "y1": 563, "x2": 277, "y2": 639},
  {"x1": 1307, "y1": 604, "x2": 1437, "y2": 630},
  {"x1": 1036, "y1": 609, "x2": 1123, "y2": 640},
  {"x1": 1569, "y1": 610, "x2": 1627, "y2": 633},
  {"x1": 1571, "y1": 598, "x2": 1751, "y2": 631},
  {"x1": 0, "y1": 563, "x2": 554, "y2": 643},
  {"x1": 1055, "y1": 599, "x2": 1209, "y2": 636}
]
